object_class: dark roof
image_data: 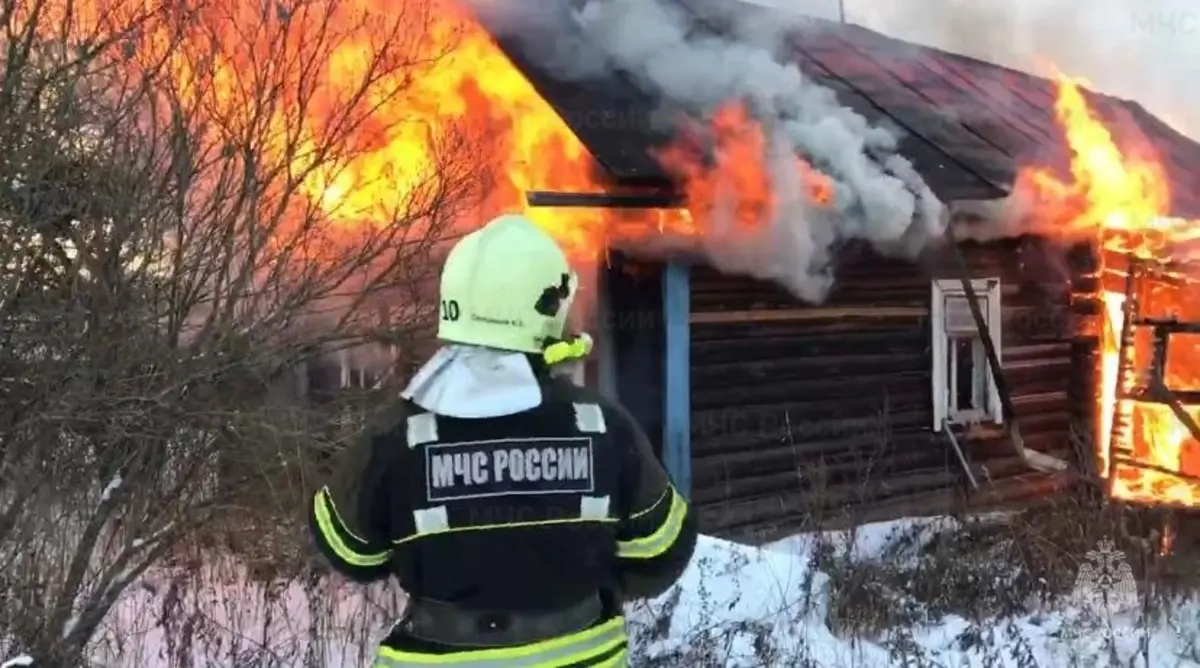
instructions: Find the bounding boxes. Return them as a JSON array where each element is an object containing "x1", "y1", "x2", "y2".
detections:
[
  {"x1": 477, "y1": 3, "x2": 673, "y2": 186},
  {"x1": 481, "y1": 0, "x2": 1200, "y2": 216},
  {"x1": 782, "y1": 14, "x2": 1200, "y2": 217}
]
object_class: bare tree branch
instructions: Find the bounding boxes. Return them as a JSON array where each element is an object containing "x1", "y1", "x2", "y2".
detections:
[{"x1": 0, "y1": 0, "x2": 484, "y2": 661}]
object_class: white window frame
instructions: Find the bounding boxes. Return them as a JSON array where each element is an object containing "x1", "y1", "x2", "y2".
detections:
[
  {"x1": 337, "y1": 348, "x2": 370, "y2": 389},
  {"x1": 931, "y1": 278, "x2": 1003, "y2": 431}
]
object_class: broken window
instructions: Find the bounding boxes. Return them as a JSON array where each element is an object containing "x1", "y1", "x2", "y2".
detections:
[{"x1": 932, "y1": 279, "x2": 1002, "y2": 430}]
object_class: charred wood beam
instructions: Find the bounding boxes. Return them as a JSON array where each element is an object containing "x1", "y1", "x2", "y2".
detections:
[
  {"x1": 1111, "y1": 455, "x2": 1200, "y2": 486},
  {"x1": 1149, "y1": 379, "x2": 1200, "y2": 448},
  {"x1": 1105, "y1": 263, "x2": 1200, "y2": 484},
  {"x1": 945, "y1": 227, "x2": 1069, "y2": 474},
  {"x1": 1137, "y1": 318, "x2": 1200, "y2": 334},
  {"x1": 1100, "y1": 266, "x2": 1197, "y2": 289},
  {"x1": 1120, "y1": 317, "x2": 1200, "y2": 404},
  {"x1": 1114, "y1": 382, "x2": 1200, "y2": 487},
  {"x1": 525, "y1": 190, "x2": 684, "y2": 209},
  {"x1": 1108, "y1": 258, "x2": 1141, "y2": 466},
  {"x1": 1151, "y1": 323, "x2": 1170, "y2": 385},
  {"x1": 1124, "y1": 389, "x2": 1200, "y2": 404}
]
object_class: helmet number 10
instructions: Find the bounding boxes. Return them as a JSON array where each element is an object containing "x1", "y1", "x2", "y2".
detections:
[{"x1": 440, "y1": 299, "x2": 460, "y2": 322}]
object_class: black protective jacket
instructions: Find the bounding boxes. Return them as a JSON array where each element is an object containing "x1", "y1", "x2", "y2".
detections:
[{"x1": 308, "y1": 376, "x2": 696, "y2": 663}]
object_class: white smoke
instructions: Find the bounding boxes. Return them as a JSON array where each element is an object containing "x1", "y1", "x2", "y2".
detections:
[
  {"x1": 470, "y1": 0, "x2": 1200, "y2": 296},
  {"x1": 471, "y1": 0, "x2": 945, "y2": 302}
]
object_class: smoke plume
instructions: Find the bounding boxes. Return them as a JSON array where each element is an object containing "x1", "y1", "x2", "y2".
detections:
[{"x1": 472, "y1": 0, "x2": 946, "y2": 302}]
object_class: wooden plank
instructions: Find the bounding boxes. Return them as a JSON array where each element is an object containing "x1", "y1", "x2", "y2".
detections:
[
  {"x1": 697, "y1": 467, "x2": 964, "y2": 535},
  {"x1": 693, "y1": 416, "x2": 935, "y2": 458},
  {"x1": 692, "y1": 447, "x2": 954, "y2": 507},
  {"x1": 692, "y1": 351, "x2": 925, "y2": 386},
  {"x1": 691, "y1": 316, "x2": 923, "y2": 342},
  {"x1": 691, "y1": 371, "x2": 930, "y2": 410},
  {"x1": 690, "y1": 306, "x2": 926, "y2": 324},
  {"x1": 683, "y1": 235, "x2": 1092, "y2": 541},
  {"x1": 717, "y1": 470, "x2": 1078, "y2": 543},
  {"x1": 692, "y1": 328, "x2": 927, "y2": 363}
]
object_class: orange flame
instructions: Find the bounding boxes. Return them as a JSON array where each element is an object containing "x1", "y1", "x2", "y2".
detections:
[
  {"x1": 83, "y1": 0, "x2": 694, "y2": 262},
  {"x1": 49, "y1": 0, "x2": 835, "y2": 339},
  {"x1": 655, "y1": 102, "x2": 834, "y2": 233},
  {"x1": 110, "y1": 0, "x2": 815, "y2": 265},
  {"x1": 1017, "y1": 74, "x2": 1200, "y2": 507}
]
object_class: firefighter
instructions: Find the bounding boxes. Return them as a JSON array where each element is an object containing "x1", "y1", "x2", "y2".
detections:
[{"x1": 308, "y1": 213, "x2": 697, "y2": 667}]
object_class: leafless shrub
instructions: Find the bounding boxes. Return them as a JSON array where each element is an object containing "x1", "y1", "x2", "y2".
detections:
[
  {"x1": 87, "y1": 557, "x2": 403, "y2": 667},
  {"x1": 0, "y1": 0, "x2": 486, "y2": 662}
]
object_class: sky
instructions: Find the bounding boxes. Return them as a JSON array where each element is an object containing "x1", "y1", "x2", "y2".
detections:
[{"x1": 747, "y1": 0, "x2": 1200, "y2": 140}]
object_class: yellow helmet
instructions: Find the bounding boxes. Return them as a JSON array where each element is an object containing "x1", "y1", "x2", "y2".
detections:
[{"x1": 437, "y1": 214, "x2": 578, "y2": 353}]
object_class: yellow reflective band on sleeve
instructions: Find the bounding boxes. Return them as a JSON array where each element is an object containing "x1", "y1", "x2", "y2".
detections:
[
  {"x1": 543, "y1": 334, "x2": 592, "y2": 365},
  {"x1": 312, "y1": 488, "x2": 392, "y2": 568},
  {"x1": 595, "y1": 649, "x2": 627, "y2": 667},
  {"x1": 374, "y1": 616, "x2": 626, "y2": 667},
  {"x1": 628, "y1": 488, "x2": 669, "y2": 522},
  {"x1": 616, "y1": 488, "x2": 687, "y2": 560}
]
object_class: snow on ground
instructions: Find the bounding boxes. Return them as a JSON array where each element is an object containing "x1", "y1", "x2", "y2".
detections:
[
  {"x1": 638, "y1": 520, "x2": 1200, "y2": 666},
  {"x1": 7, "y1": 516, "x2": 1200, "y2": 666}
]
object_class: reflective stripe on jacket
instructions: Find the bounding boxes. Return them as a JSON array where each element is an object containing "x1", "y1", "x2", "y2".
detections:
[{"x1": 374, "y1": 616, "x2": 627, "y2": 667}]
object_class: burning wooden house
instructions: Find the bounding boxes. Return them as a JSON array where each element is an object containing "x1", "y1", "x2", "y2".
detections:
[
  {"x1": 302, "y1": 0, "x2": 1200, "y2": 542},
  {"x1": 1096, "y1": 251, "x2": 1200, "y2": 508},
  {"x1": 487, "y1": 3, "x2": 1200, "y2": 542}
]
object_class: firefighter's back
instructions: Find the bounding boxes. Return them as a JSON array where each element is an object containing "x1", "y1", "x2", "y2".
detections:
[
  {"x1": 388, "y1": 388, "x2": 624, "y2": 613},
  {"x1": 308, "y1": 214, "x2": 696, "y2": 668},
  {"x1": 362, "y1": 383, "x2": 651, "y2": 666}
]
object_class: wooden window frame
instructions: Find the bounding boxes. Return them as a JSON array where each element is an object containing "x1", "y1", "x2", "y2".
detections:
[{"x1": 931, "y1": 278, "x2": 1003, "y2": 430}]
